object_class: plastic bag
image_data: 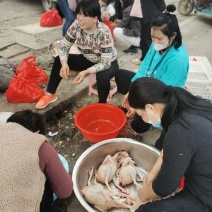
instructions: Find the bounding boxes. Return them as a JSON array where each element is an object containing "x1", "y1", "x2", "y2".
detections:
[
  {"x1": 16, "y1": 56, "x2": 48, "y2": 85},
  {"x1": 40, "y1": 8, "x2": 63, "y2": 27},
  {"x1": 130, "y1": 0, "x2": 143, "y2": 18},
  {"x1": 6, "y1": 76, "x2": 44, "y2": 103}
]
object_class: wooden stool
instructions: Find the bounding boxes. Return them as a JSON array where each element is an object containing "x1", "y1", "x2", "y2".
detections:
[{"x1": 88, "y1": 73, "x2": 117, "y2": 101}]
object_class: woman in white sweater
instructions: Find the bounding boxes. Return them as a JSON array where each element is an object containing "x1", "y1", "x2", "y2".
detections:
[{"x1": 112, "y1": 0, "x2": 141, "y2": 53}]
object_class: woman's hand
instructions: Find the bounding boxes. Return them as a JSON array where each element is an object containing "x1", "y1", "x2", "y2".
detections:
[
  {"x1": 122, "y1": 93, "x2": 129, "y2": 108},
  {"x1": 60, "y1": 60, "x2": 70, "y2": 80},
  {"x1": 110, "y1": 23, "x2": 116, "y2": 28},
  {"x1": 143, "y1": 171, "x2": 156, "y2": 187},
  {"x1": 121, "y1": 93, "x2": 135, "y2": 118},
  {"x1": 126, "y1": 107, "x2": 135, "y2": 118},
  {"x1": 74, "y1": 70, "x2": 90, "y2": 84},
  {"x1": 115, "y1": 19, "x2": 121, "y2": 24}
]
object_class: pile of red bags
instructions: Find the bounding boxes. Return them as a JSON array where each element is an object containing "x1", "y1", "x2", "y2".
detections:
[{"x1": 6, "y1": 56, "x2": 48, "y2": 103}]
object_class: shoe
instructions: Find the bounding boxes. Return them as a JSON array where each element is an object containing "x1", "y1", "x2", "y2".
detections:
[
  {"x1": 123, "y1": 46, "x2": 138, "y2": 54},
  {"x1": 50, "y1": 199, "x2": 68, "y2": 212},
  {"x1": 131, "y1": 58, "x2": 141, "y2": 65},
  {"x1": 35, "y1": 94, "x2": 58, "y2": 109}
]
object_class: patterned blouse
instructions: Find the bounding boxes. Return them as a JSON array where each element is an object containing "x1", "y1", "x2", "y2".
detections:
[{"x1": 59, "y1": 20, "x2": 117, "y2": 73}]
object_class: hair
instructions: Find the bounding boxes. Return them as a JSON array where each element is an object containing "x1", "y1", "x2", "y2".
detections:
[
  {"x1": 101, "y1": 0, "x2": 112, "y2": 6},
  {"x1": 7, "y1": 110, "x2": 46, "y2": 135},
  {"x1": 76, "y1": 0, "x2": 101, "y2": 21},
  {"x1": 122, "y1": 0, "x2": 134, "y2": 10},
  {"x1": 151, "y1": 4, "x2": 182, "y2": 49},
  {"x1": 128, "y1": 77, "x2": 212, "y2": 132}
]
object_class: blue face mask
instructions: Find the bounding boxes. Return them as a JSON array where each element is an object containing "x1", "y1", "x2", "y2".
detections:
[{"x1": 146, "y1": 109, "x2": 162, "y2": 129}]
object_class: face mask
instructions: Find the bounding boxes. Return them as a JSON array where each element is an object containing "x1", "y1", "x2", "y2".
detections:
[
  {"x1": 154, "y1": 40, "x2": 169, "y2": 51},
  {"x1": 146, "y1": 109, "x2": 162, "y2": 129}
]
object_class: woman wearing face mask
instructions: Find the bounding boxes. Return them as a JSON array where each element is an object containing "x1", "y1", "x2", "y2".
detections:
[
  {"x1": 128, "y1": 77, "x2": 212, "y2": 212},
  {"x1": 115, "y1": 4, "x2": 189, "y2": 144},
  {"x1": 36, "y1": 0, "x2": 118, "y2": 109}
]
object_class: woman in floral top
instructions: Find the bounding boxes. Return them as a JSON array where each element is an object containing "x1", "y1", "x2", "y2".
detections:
[{"x1": 36, "y1": 0, "x2": 118, "y2": 109}]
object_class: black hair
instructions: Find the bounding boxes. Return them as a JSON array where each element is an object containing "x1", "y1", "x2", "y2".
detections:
[
  {"x1": 151, "y1": 4, "x2": 182, "y2": 49},
  {"x1": 128, "y1": 77, "x2": 212, "y2": 132},
  {"x1": 101, "y1": 0, "x2": 112, "y2": 6},
  {"x1": 7, "y1": 110, "x2": 46, "y2": 135},
  {"x1": 76, "y1": 0, "x2": 101, "y2": 21},
  {"x1": 122, "y1": 0, "x2": 134, "y2": 10}
]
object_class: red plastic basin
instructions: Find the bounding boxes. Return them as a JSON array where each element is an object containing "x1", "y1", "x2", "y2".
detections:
[{"x1": 74, "y1": 103, "x2": 126, "y2": 143}]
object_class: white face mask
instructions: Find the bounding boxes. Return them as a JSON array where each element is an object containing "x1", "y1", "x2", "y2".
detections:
[{"x1": 154, "y1": 40, "x2": 170, "y2": 51}]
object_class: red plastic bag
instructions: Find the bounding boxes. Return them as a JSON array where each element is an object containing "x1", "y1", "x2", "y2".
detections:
[
  {"x1": 16, "y1": 56, "x2": 48, "y2": 85},
  {"x1": 40, "y1": 8, "x2": 63, "y2": 27},
  {"x1": 6, "y1": 76, "x2": 44, "y2": 103}
]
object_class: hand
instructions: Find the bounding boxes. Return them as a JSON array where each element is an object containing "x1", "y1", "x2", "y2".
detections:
[
  {"x1": 126, "y1": 107, "x2": 135, "y2": 118},
  {"x1": 115, "y1": 19, "x2": 121, "y2": 24},
  {"x1": 122, "y1": 93, "x2": 129, "y2": 108},
  {"x1": 60, "y1": 61, "x2": 70, "y2": 80},
  {"x1": 73, "y1": 70, "x2": 90, "y2": 84},
  {"x1": 143, "y1": 172, "x2": 156, "y2": 187},
  {"x1": 110, "y1": 23, "x2": 116, "y2": 28}
]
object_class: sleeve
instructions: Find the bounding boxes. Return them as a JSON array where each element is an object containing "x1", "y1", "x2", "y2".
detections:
[
  {"x1": 87, "y1": 28, "x2": 114, "y2": 73},
  {"x1": 39, "y1": 142, "x2": 73, "y2": 199},
  {"x1": 152, "y1": 124, "x2": 194, "y2": 197},
  {"x1": 116, "y1": 8, "x2": 131, "y2": 28},
  {"x1": 131, "y1": 43, "x2": 154, "y2": 82},
  {"x1": 59, "y1": 20, "x2": 77, "y2": 62},
  {"x1": 107, "y1": 4, "x2": 116, "y2": 17}
]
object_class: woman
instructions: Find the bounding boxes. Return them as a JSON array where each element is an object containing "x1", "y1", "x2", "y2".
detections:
[
  {"x1": 1, "y1": 110, "x2": 73, "y2": 211},
  {"x1": 99, "y1": 0, "x2": 116, "y2": 21},
  {"x1": 128, "y1": 77, "x2": 212, "y2": 211},
  {"x1": 112, "y1": 0, "x2": 141, "y2": 54},
  {"x1": 115, "y1": 5, "x2": 189, "y2": 141},
  {"x1": 36, "y1": 0, "x2": 118, "y2": 109},
  {"x1": 57, "y1": 0, "x2": 78, "y2": 37},
  {"x1": 131, "y1": 0, "x2": 166, "y2": 65}
]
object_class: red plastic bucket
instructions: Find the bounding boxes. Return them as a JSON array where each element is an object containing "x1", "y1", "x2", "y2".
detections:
[{"x1": 74, "y1": 103, "x2": 126, "y2": 143}]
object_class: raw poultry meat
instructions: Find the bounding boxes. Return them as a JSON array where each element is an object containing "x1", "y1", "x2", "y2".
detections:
[
  {"x1": 81, "y1": 151, "x2": 144, "y2": 212},
  {"x1": 95, "y1": 151, "x2": 129, "y2": 191},
  {"x1": 118, "y1": 157, "x2": 142, "y2": 188},
  {"x1": 82, "y1": 166, "x2": 137, "y2": 212}
]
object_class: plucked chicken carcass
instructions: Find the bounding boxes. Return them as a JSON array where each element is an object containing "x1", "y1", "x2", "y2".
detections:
[
  {"x1": 82, "y1": 166, "x2": 137, "y2": 212},
  {"x1": 95, "y1": 151, "x2": 129, "y2": 191},
  {"x1": 118, "y1": 157, "x2": 142, "y2": 188}
]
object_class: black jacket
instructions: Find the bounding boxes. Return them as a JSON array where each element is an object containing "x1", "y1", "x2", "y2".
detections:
[{"x1": 141, "y1": 0, "x2": 166, "y2": 23}]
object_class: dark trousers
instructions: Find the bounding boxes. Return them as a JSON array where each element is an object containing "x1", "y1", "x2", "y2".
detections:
[
  {"x1": 136, "y1": 189, "x2": 210, "y2": 212},
  {"x1": 115, "y1": 69, "x2": 151, "y2": 133},
  {"x1": 47, "y1": 54, "x2": 119, "y2": 103},
  {"x1": 140, "y1": 19, "x2": 152, "y2": 61},
  {"x1": 40, "y1": 180, "x2": 53, "y2": 212}
]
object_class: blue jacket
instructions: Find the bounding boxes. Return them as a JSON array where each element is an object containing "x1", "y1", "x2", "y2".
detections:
[{"x1": 131, "y1": 43, "x2": 189, "y2": 88}]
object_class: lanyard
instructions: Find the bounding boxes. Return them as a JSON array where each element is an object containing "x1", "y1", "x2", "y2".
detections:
[{"x1": 145, "y1": 49, "x2": 169, "y2": 77}]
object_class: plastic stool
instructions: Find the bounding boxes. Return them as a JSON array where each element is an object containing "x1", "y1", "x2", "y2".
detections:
[{"x1": 88, "y1": 73, "x2": 117, "y2": 101}]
